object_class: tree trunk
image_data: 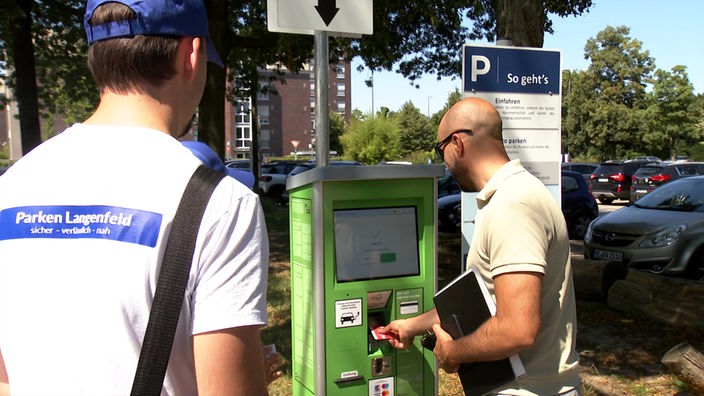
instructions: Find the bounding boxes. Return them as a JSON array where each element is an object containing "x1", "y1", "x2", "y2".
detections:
[
  {"x1": 494, "y1": 0, "x2": 545, "y2": 47},
  {"x1": 661, "y1": 342, "x2": 704, "y2": 395},
  {"x1": 199, "y1": 0, "x2": 228, "y2": 157},
  {"x1": 250, "y1": 90, "x2": 261, "y2": 193},
  {"x1": 9, "y1": 0, "x2": 43, "y2": 155}
]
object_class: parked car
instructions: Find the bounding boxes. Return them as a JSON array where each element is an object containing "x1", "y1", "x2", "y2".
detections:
[
  {"x1": 279, "y1": 160, "x2": 363, "y2": 203},
  {"x1": 438, "y1": 169, "x2": 461, "y2": 198},
  {"x1": 589, "y1": 160, "x2": 651, "y2": 204},
  {"x1": 259, "y1": 160, "x2": 305, "y2": 198},
  {"x1": 633, "y1": 156, "x2": 662, "y2": 163},
  {"x1": 561, "y1": 162, "x2": 598, "y2": 182},
  {"x1": 584, "y1": 176, "x2": 704, "y2": 280},
  {"x1": 562, "y1": 170, "x2": 599, "y2": 239},
  {"x1": 437, "y1": 193, "x2": 462, "y2": 233},
  {"x1": 225, "y1": 159, "x2": 252, "y2": 170},
  {"x1": 630, "y1": 162, "x2": 704, "y2": 202},
  {"x1": 437, "y1": 171, "x2": 598, "y2": 238}
]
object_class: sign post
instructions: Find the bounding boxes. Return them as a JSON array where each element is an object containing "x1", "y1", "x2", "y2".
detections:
[
  {"x1": 291, "y1": 139, "x2": 300, "y2": 159},
  {"x1": 267, "y1": 0, "x2": 372, "y2": 166}
]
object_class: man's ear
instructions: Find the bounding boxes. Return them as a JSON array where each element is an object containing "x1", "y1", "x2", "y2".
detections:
[{"x1": 180, "y1": 36, "x2": 202, "y2": 81}]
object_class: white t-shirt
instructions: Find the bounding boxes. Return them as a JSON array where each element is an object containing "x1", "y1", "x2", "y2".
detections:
[{"x1": 0, "y1": 124, "x2": 269, "y2": 395}]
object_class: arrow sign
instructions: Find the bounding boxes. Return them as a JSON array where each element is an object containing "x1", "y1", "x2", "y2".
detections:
[
  {"x1": 269, "y1": 0, "x2": 373, "y2": 35},
  {"x1": 315, "y1": 0, "x2": 339, "y2": 26}
]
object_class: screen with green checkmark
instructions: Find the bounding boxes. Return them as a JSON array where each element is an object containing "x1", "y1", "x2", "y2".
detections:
[{"x1": 333, "y1": 206, "x2": 420, "y2": 282}]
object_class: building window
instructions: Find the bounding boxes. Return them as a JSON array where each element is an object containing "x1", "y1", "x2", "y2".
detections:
[
  {"x1": 236, "y1": 126, "x2": 251, "y2": 148},
  {"x1": 336, "y1": 101, "x2": 345, "y2": 114},
  {"x1": 336, "y1": 82, "x2": 345, "y2": 96},
  {"x1": 336, "y1": 64, "x2": 345, "y2": 79},
  {"x1": 260, "y1": 128, "x2": 270, "y2": 149},
  {"x1": 259, "y1": 106, "x2": 270, "y2": 125},
  {"x1": 257, "y1": 83, "x2": 270, "y2": 100},
  {"x1": 235, "y1": 100, "x2": 250, "y2": 123}
]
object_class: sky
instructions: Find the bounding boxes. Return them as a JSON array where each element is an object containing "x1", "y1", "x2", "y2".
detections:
[{"x1": 350, "y1": 0, "x2": 704, "y2": 116}]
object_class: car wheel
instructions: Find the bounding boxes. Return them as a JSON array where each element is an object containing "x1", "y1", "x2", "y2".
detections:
[
  {"x1": 598, "y1": 197, "x2": 614, "y2": 204},
  {"x1": 685, "y1": 248, "x2": 704, "y2": 281},
  {"x1": 268, "y1": 185, "x2": 284, "y2": 198},
  {"x1": 570, "y1": 213, "x2": 593, "y2": 240}
]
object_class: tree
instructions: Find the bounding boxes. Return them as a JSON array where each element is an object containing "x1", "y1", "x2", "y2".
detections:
[
  {"x1": 329, "y1": 112, "x2": 345, "y2": 156},
  {"x1": 430, "y1": 89, "x2": 462, "y2": 128},
  {"x1": 340, "y1": 113, "x2": 401, "y2": 164},
  {"x1": 1, "y1": 0, "x2": 594, "y2": 156},
  {"x1": 562, "y1": 26, "x2": 655, "y2": 160},
  {"x1": 2, "y1": 0, "x2": 42, "y2": 154},
  {"x1": 344, "y1": 0, "x2": 592, "y2": 85},
  {"x1": 395, "y1": 101, "x2": 435, "y2": 159},
  {"x1": 642, "y1": 66, "x2": 699, "y2": 160}
]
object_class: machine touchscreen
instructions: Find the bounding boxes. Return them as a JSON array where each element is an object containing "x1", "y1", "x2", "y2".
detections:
[{"x1": 333, "y1": 206, "x2": 420, "y2": 282}]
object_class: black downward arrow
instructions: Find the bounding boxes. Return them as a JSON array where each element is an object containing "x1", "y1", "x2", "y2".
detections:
[{"x1": 315, "y1": 0, "x2": 339, "y2": 26}]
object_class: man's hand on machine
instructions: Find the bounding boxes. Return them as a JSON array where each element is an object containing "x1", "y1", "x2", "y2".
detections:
[{"x1": 376, "y1": 320, "x2": 414, "y2": 349}]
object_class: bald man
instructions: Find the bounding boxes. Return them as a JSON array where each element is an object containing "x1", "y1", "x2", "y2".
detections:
[{"x1": 379, "y1": 98, "x2": 580, "y2": 395}]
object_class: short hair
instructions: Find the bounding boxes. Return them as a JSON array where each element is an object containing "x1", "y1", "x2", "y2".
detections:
[{"x1": 86, "y1": 2, "x2": 180, "y2": 94}]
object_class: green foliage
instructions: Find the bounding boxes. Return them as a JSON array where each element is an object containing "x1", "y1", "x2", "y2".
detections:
[
  {"x1": 328, "y1": 112, "x2": 346, "y2": 155},
  {"x1": 341, "y1": 0, "x2": 592, "y2": 82},
  {"x1": 430, "y1": 89, "x2": 462, "y2": 128},
  {"x1": 563, "y1": 26, "x2": 656, "y2": 161},
  {"x1": 395, "y1": 101, "x2": 435, "y2": 157},
  {"x1": 32, "y1": 0, "x2": 98, "y2": 125},
  {"x1": 0, "y1": 143, "x2": 9, "y2": 161},
  {"x1": 340, "y1": 113, "x2": 401, "y2": 164},
  {"x1": 642, "y1": 66, "x2": 699, "y2": 160}
]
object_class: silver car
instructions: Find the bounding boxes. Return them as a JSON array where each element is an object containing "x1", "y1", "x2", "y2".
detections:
[{"x1": 584, "y1": 176, "x2": 704, "y2": 280}]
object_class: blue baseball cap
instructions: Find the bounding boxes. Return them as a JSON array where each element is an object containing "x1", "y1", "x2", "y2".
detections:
[
  {"x1": 182, "y1": 141, "x2": 256, "y2": 189},
  {"x1": 84, "y1": 0, "x2": 224, "y2": 67}
]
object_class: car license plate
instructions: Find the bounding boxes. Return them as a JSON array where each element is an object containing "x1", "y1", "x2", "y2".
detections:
[
  {"x1": 592, "y1": 249, "x2": 623, "y2": 262},
  {"x1": 636, "y1": 189, "x2": 647, "y2": 194},
  {"x1": 598, "y1": 178, "x2": 608, "y2": 182}
]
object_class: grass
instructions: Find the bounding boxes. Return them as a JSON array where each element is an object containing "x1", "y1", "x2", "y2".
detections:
[{"x1": 258, "y1": 194, "x2": 704, "y2": 395}]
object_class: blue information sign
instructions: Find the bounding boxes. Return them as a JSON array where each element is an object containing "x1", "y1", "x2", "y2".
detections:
[{"x1": 463, "y1": 46, "x2": 561, "y2": 94}]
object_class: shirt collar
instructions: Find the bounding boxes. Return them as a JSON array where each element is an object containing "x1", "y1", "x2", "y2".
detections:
[{"x1": 476, "y1": 159, "x2": 526, "y2": 206}]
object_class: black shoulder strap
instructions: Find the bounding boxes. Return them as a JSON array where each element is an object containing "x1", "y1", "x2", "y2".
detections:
[{"x1": 131, "y1": 165, "x2": 226, "y2": 396}]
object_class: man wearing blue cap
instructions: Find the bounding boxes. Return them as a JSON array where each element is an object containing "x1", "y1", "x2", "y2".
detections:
[{"x1": 0, "y1": 1, "x2": 270, "y2": 394}]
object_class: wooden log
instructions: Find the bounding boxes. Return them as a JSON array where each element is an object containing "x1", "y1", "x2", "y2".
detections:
[
  {"x1": 661, "y1": 342, "x2": 704, "y2": 395},
  {"x1": 572, "y1": 260, "x2": 627, "y2": 301},
  {"x1": 607, "y1": 272, "x2": 704, "y2": 330}
]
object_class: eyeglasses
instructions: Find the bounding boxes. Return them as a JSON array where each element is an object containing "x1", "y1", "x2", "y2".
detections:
[{"x1": 434, "y1": 129, "x2": 473, "y2": 161}]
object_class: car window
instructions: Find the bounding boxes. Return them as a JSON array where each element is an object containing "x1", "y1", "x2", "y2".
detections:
[
  {"x1": 634, "y1": 178, "x2": 704, "y2": 211},
  {"x1": 593, "y1": 164, "x2": 623, "y2": 174},
  {"x1": 561, "y1": 175, "x2": 579, "y2": 193},
  {"x1": 623, "y1": 162, "x2": 649, "y2": 175},
  {"x1": 676, "y1": 164, "x2": 704, "y2": 176},
  {"x1": 289, "y1": 165, "x2": 313, "y2": 177},
  {"x1": 633, "y1": 166, "x2": 665, "y2": 177}
]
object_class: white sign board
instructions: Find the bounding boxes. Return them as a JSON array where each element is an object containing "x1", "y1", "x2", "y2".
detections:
[
  {"x1": 460, "y1": 45, "x2": 562, "y2": 270},
  {"x1": 267, "y1": 0, "x2": 373, "y2": 36},
  {"x1": 335, "y1": 298, "x2": 362, "y2": 328},
  {"x1": 463, "y1": 44, "x2": 562, "y2": 184}
]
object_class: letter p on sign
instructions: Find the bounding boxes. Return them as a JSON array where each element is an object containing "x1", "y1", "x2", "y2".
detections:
[{"x1": 471, "y1": 55, "x2": 490, "y2": 82}]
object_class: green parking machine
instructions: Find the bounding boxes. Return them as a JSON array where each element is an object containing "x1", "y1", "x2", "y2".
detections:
[{"x1": 286, "y1": 164, "x2": 445, "y2": 396}]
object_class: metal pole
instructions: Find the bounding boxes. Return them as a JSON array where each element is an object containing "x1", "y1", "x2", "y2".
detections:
[{"x1": 314, "y1": 30, "x2": 329, "y2": 167}]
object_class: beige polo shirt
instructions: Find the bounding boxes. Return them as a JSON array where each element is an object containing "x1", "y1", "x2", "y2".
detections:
[{"x1": 467, "y1": 159, "x2": 580, "y2": 395}]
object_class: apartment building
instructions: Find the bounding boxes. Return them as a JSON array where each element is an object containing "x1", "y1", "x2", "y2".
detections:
[
  {"x1": 1, "y1": 59, "x2": 350, "y2": 162},
  {"x1": 226, "y1": 59, "x2": 351, "y2": 160}
]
